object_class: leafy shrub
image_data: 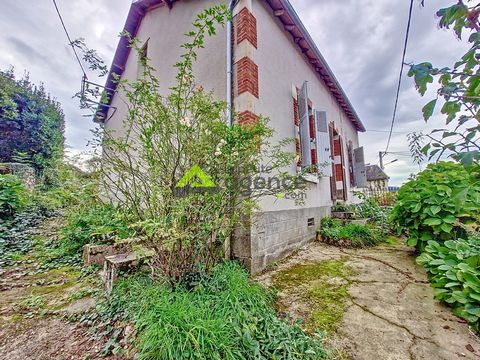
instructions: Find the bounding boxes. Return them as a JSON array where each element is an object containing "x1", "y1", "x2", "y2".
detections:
[
  {"x1": 0, "y1": 174, "x2": 27, "y2": 218},
  {"x1": 352, "y1": 193, "x2": 390, "y2": 224},
  {"x1": 32, "y1": 161, "x2": 97, "y2": 211},
  {"x1": 319, "y1": 218, "x2": 382, "y2": 248},
  {"x1": 0, "y1": 69, "x2": 64, "y2": 173},
  {"x1": 417, "y1": 236, "x2": 480, "y2": 332},
  {"x1": 106, "y1": 261, "x2": 328, "y2": 359},
  {"x1": 331, "y1": 202, "x2": 350, "y2": 212},
  {"x1": 59, "y1": 203, "x2": 134, "y2": 255},
  {"x1": 391, "y1": 162, "x2": 480, "y2": 251}
]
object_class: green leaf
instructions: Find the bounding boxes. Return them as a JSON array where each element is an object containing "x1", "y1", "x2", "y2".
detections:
[
  {"x1": 422, "y1": 99, "x2": 437, "y2": 121},
  {"x1": 440, "y1": 223, "x2": 453, "y2": 233},
  {"x1": 430, "y1": 205, "x2": 441, "y2": 215},
  {"x1": 424, "y1": 218, "x2": 442, "y2": 226}
]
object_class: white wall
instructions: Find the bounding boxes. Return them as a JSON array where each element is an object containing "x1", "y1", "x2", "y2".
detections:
[
  {"x1": 105, "y1": 0, "x2": 228, "y2": 135},
  {"x1": 104, "y1": 0, "x2": 361, "y2": 210},
  {"x1": 252, "y1": 1, "x2": 361, "y2": 212}
]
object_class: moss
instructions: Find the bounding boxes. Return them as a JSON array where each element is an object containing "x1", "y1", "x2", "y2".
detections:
[
  {"x1": 382, "y1": 235, "x2": 400, "y2": 246},
  {"x1": 307, "y1": 282, "x2": 350, "y2": 332},
  {"x1": 272, "y1": 258, "x2": 353, "y2": 333},
  {"x1": 30, "y1": 280, "x2": 76, "y2": 296}
]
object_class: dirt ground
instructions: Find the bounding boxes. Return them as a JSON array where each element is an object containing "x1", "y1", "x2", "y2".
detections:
[
  {"x1": 0, "y1": 216, "x2": 127, "y2": 360},
  {"x1": 257, "y1": 241, "x2": 480, "y2": 360}
]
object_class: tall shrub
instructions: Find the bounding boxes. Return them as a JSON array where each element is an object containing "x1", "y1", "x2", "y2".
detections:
[
  {"x1": 0, "y1": 69, "x2": 65, "y2": 173},
  {"x1": 391, "y1": 161, "x2": 480, "y2": 251}
]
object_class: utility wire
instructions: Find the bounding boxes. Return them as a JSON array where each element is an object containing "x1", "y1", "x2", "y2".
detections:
[
  {"x1": 384, "y1": 0, "x2": 414, "y2": 153},
  {"x1": 52, "y1": 0, "x2": 87, "y2": 78}
]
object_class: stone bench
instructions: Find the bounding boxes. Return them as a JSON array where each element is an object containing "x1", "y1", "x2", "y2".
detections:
[{"x1": 103, "y1": 248, "x2": 155, "y2": 294}]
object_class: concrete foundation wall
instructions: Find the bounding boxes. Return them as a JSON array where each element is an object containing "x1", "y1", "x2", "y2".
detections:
[{"x1": 233, "y1": 206, "x2": 330, "y2": 273}]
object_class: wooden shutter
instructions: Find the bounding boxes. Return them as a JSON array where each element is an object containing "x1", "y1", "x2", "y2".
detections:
[
  {"x1": 348, "y1": 141, "x2": 354, "y2": 186},
  {"x1": 298, "y1": 81, "x2": 311, "y2": 169},
  {"x1": 315, "y1": 110, "x2": 332, "y2": 177},
  {"x1": 353, "y1": 147, "x2": 367, "y2": 188},
  {"x1": 329, "y1": 123, "x2": 337, "y2": 200},
  {"x1": 338, "y1": 135, "x2": 347, "y2": 200}
]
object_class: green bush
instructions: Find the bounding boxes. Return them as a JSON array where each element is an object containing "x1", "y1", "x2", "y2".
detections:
[
  {"x1": 108, "y1": 261, "x2": 328, "y2": 359},
  {"x1": 352, "y1": 194, "x2": 390, "y2": 224},
  {"x1": 32, "y1": 161, "x2": 97, "y2": 211},
  {"x1": 0, "y1": 174, "x2": 27, "y2": 218},
  {"x1": 319, "y1": 218, "x2": 382, "y2": 248},
  {"x1": 391, "y1": 162, "x2": 480, "y2": 251},
  {"x1": 417, "y1": 236, "x2": 480, "y2": 332},
  {"x1": 59, "y1": 203, "x2": 134, "y2": 255}
]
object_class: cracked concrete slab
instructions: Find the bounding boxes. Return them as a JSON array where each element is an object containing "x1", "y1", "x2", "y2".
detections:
[{"x1": 256, "y1": 242, "x2": 480, "y2": 360}]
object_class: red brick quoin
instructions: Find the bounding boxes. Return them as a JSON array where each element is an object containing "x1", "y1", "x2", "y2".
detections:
[
  {"x1": 239, "y1": 110, "x2": 259, "y2": 125},
  {"x1": 236, "y1": 7, "x2": 257, "y2": 48},
  {"x1": 236, "y1": 57, "x2": 259, "y2": 98}
]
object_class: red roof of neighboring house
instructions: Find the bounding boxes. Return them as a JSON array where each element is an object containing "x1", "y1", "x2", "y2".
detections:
[{"x1": 96, "y1": 0, "x2": 365, "y2": 132}]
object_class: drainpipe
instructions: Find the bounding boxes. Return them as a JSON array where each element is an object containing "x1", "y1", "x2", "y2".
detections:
[{"x1": 226, "y1": 0, "x2": 237, "y2": 127}]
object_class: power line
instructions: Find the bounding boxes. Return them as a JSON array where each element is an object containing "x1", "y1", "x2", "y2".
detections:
[
  {"x1": 384, "y1": 0, "x2": 414, "y2": 153},
  {"x1": 368, "y1": 129, "x2": 408, "y2": 134},
  {"x1": 52, "y1": 0, "x2": 87, "y2": 78}
]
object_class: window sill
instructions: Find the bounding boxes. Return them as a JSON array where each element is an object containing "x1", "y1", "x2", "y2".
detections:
[{"x1": 302, "y1": 173, "x2": 319, "y2": 184}]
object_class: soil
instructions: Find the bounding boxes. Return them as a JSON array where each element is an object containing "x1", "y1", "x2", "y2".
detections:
[
  {"x1": 256, "y1": 241, "x2": 480, "y2": 360},
  {"x1": 0, "y1": 215, "x2": 128, "y2": 360}
]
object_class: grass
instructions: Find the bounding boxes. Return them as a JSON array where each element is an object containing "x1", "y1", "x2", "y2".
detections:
[
  {"x1": 106, "y1": 261, "x2": 329, "y2": 360},
  {"x1": 272, "y1": 259, "x2": 354, "y2": 333},
  {"x1": 318, "y1": 218, "x2": 382, "y2": 248}
]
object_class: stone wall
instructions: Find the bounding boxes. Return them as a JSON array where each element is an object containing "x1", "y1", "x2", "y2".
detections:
[{"x1": 0, "y1": 163, "x2": 36, "y2": 191}]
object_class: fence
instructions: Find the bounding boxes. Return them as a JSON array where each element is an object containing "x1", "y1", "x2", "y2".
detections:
[{"x1": 363, "y1": 188, "x2": 397, "y2": 206}]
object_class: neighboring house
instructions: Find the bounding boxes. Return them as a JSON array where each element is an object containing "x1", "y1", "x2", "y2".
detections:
[
  {"x1": 95, "y1": 0, "x2": 367, "y2": 273},
  {"x1": 365, "y1": 164, "x2": 389, "y2": 192}
]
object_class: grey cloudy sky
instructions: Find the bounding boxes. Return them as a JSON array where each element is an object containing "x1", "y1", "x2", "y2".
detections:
[{"x1": 0, "y1": 0, "x2": 468, "y2": 185}]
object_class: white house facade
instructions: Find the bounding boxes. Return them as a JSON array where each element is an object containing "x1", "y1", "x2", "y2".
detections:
[{"x1": 96, "y1": 0, "x2": 367, "y2": 273}]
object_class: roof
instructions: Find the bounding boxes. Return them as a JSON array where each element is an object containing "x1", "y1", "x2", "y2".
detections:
[
  {"x1": 96, "y1": 0, "x2": 365, "y2": 132},
  {"x1": 366, "y1": 165, "x2": 389, "y2": 181}
]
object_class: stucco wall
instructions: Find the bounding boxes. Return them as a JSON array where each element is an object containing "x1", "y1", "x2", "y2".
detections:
[
  {"x1": 233, "y1": 1, "x2": 362, "y2": 272},
  {"x1": 102, "y1": 0, "x2": 363, "y2": 273},
  {"x1": 252, "y1": 0, "x2": 360, "y2": 212},
  {"x1": 105, "y1": 0, "x2": 228, "y2": 135}
]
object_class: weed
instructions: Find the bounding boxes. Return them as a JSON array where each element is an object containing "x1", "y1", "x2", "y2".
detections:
[
  {"x1": 17, "y1": 295, "x2": 45, "y2": 311},
  {"x1": 87, "y1": 261, "x2": 329, "y2": 359},
  {"x1": 319, "y1": 218, "x2": 382, "y2": 248}
]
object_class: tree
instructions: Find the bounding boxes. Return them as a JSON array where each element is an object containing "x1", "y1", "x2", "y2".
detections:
[
  {"x1": 0, "y1": 69, "x2": 65, "y2": 173},
  {"x1": 408, "y1": 1, "x2": 480, "y2": 166}
]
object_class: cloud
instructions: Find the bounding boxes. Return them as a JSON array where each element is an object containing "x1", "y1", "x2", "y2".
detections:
[
  {"x1": 290, "y1": 0, "x2": 470, "y2": 185},
  {"x1": 0, "y1": 0, "x2": 469, "y2": 185}
]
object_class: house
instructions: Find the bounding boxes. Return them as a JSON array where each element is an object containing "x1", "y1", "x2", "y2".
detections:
[
  {"x1": 365, "y1": 164, "x2": 389, "y2": 193},
  {"x1": 95, "y1": 0, "x2": 367, "y2": 273}
]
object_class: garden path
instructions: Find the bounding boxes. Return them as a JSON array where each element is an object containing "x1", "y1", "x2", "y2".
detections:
[{"x1": 257, "y1": 241, "x2": 480, "y2": 360}]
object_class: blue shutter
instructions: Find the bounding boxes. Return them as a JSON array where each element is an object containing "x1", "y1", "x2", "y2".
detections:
[
  {"x1": 315, "y1": 110, "x2": 332, "y2": 177},
  {"x1": 298, "y1": 81, "x2": 311, "y2": 169}
]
